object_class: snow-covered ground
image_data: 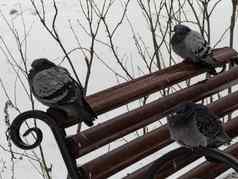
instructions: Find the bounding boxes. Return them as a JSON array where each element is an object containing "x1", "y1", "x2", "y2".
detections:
[{"x1": 0, "y1": 0, "x2": 237, "y2": 179}]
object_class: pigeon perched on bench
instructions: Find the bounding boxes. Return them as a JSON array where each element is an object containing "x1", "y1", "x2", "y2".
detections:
[
  {"x1": 167, "y1": 102, "x2": 231, "y2": 148},
  {"x1": 170, "y1": 24, "x2": 225, "y2": 75},
  {"x1": 28, "y1": 58, "x2": 97, "y2": 126}
]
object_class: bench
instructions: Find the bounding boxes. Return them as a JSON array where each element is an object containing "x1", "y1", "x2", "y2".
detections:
[{"x1": 9, "y1": 47, "x2": 238, "y2": 179}]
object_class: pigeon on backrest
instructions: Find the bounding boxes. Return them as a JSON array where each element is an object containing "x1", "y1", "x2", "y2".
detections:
[
  {"x1": 170, "y1": 24, "x2": 225, "y2": 75},
  {"x1": 167, "y1": 102, "x2": 231, "y2": 148},
  {"x1": 28, "y1": 58, "x2": 97, "y2": 126}
]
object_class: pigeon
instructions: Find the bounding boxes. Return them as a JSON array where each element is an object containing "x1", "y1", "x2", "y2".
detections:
[
  {"x1": 170, "y1": 24, "x2": 225, "y2": 75},
  {"x1": 28, "y1": 58, "x2": 97, "y2": 126},
  {"x1": 167, "y1": 102, "x2": 231, "y2": 148}
]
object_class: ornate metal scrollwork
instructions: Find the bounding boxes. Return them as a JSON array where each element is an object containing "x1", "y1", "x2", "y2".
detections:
[
  {"x1": 9, "y1": 110, "x2": 55, "y2": 150},
  {"x1": 9, "y1": 109, "x2": 83, "y2": 179}
]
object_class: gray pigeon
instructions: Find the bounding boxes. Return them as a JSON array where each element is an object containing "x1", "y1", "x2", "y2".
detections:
[
  {"x1": 28, "y1": 58, "x2": 97, "y2": 126},
  {"x1": 170, "y1": 24, "x2": 225, "y2": 75},
  {"x1": 167, "y1": 102, "x2": 231, "y2": 148}
]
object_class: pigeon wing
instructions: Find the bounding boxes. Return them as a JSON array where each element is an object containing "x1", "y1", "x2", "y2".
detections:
[
  {"x1": 195, "y1": 111, "x2": 220, "y2": 137},
  {"x1": 184, "y1": 31, "x2": 210, "y2": 59},
  {"x1": 32, "y1": 67, "x2": 73, "y2": 105},
  {"x1": 195, "y1": 111, "x2": 230, "y2": 146}
]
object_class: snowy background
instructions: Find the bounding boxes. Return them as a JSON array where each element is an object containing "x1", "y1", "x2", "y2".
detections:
[{"x1": 0, "y1": 0, "x2": 237, "y2": 179}]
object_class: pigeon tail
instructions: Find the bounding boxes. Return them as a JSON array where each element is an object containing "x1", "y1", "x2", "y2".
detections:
[
  {"x1": 200, "y1": 55, "x2": 226, "y2": 75},
  {"x1": 205, "y1": 134, "x2": 232, "y2": 163},
  {"x1": 76, "y1": 97, "x2": 97, "y2": 127},
  {"x1": 76, "y1": 106, "x2": 95, "y2": 127},
  {"x1": 207, "y1": 132, "x2": 231, "y2": 148},
  {"x1": 195, "y1": 59, "x2": 223, "y2": 75},
  {"x1": 201, "y1": 55, "x2": 221, "y2": 67},
  {"x1": 215, "y1": 132, "x2": 231, "y2": 145}
]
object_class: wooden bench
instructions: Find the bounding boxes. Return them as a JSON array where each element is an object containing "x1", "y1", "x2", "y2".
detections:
[{"x1": 9, "y1": 47, "x2": 238, "y2": 179}]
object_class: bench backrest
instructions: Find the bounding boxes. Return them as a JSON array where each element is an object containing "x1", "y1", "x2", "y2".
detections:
[{"x1": 10, "y1": 47, "x2": 238, "y2": 179}]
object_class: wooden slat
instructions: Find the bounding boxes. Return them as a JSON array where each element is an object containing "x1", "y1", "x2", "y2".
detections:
[
  {"x1": 86, "y1": 47, "x2": 237, "y2": 114},
  {"x1": 54, "y1": 47, "x2": 238, "y2": 128},
  {"x1": 80, "y1": 90, "x2": 238, "y2": 179},
  {"x1": 69, "y1": 66, "x2": 238, "y2": 158}
]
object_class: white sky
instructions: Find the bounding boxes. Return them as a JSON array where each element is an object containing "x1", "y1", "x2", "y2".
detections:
[{"x1": 0, "y1": 0, "x2": 237, "y2": 179}]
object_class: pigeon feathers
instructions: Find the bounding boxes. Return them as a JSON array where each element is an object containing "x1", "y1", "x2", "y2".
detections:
[
  {"x1": 31, "y1": 67, "x2": 77, "y2": 104},
  {"x1": 28, "y1": 58, "x2": 96, "y2": 126},
  {"x1": 167, "y1": 102, "x2": 231, "y2": 148},
  {"x1": 171, "y1": 24, "x2": 225, "y2": 75}
]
